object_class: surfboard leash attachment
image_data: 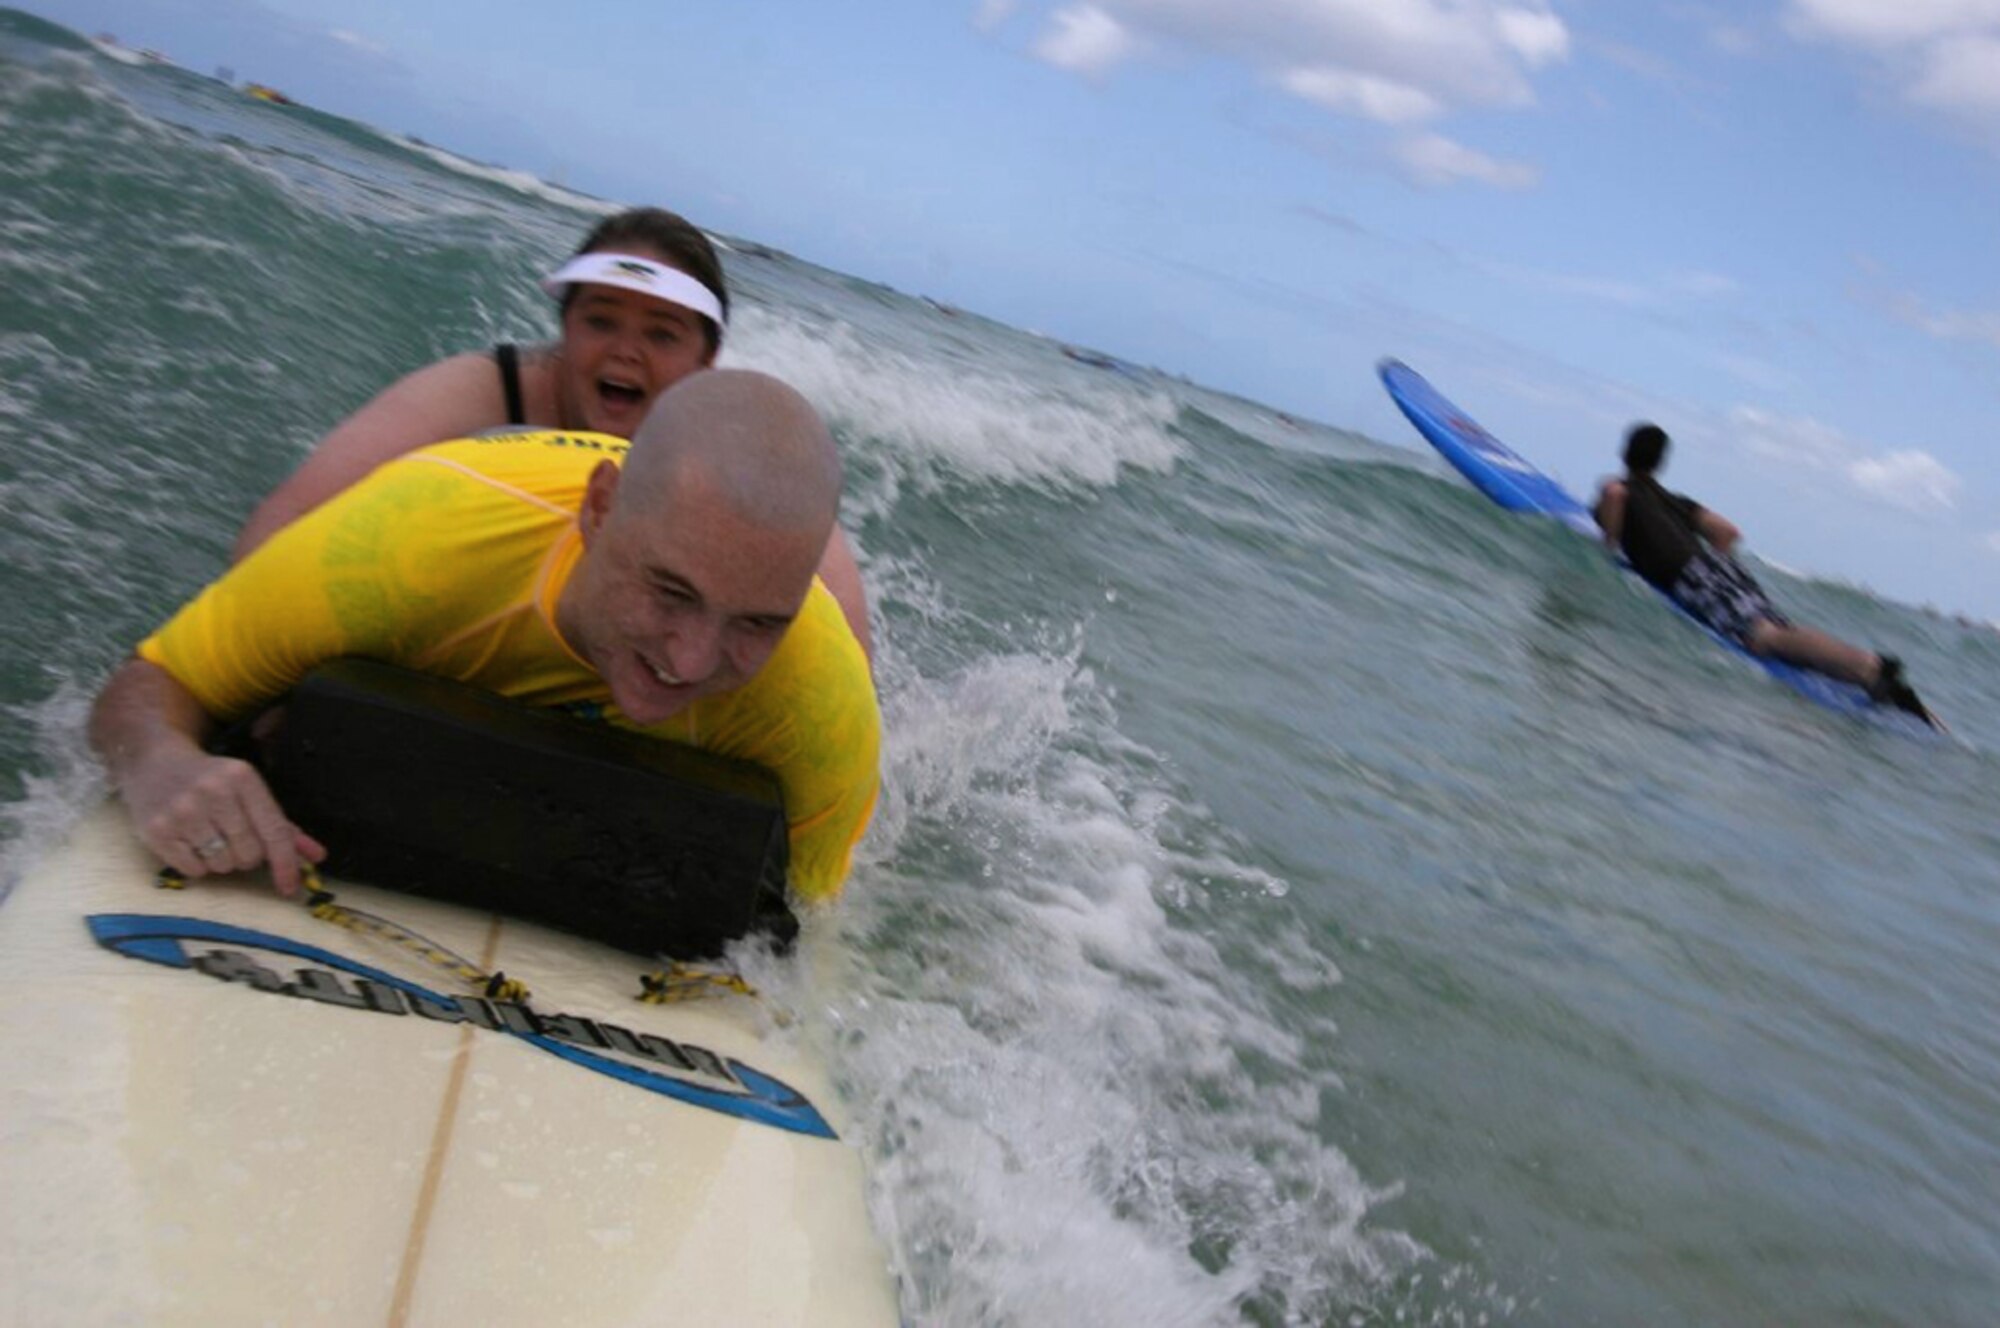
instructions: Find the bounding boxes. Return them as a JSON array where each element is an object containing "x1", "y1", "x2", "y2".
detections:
[
  {"x1": 637, "y1": 963, "x2": 756, "y2": 1005},
  {"x1": 151, "y1": 863, "x2": 532, "y2": 1004},
  {"x1": 297, "y1": 868, "x2": 533, "y2": 1004}
]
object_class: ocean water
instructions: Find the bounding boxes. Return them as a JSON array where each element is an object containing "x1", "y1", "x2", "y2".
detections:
[{"x1": 5, "y1": 11, "x2": 2000, "y2": 1324}]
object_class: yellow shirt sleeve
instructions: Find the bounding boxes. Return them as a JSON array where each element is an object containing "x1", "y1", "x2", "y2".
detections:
[{"x1": 137, "y1": 448, "x2": 548, "y2": 719}]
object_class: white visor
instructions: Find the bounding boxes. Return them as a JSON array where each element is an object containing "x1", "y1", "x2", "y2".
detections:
[{"x1": 540, "y1": 252, "x2": 725, "y2": 326}]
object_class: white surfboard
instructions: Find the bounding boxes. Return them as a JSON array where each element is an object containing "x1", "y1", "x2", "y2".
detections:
[{"x1": 0, "y1": 802, "x2": 900, "y2": 1327}]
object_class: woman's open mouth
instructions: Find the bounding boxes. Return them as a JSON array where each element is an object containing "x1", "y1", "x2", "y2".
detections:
[{"x1": 598, "y1": 377, "x2": 646, "y2": 411}]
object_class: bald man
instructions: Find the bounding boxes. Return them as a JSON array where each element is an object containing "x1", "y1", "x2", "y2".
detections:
[{"x1": 90, "y1": 370, "x2": 880, "y2": 901}]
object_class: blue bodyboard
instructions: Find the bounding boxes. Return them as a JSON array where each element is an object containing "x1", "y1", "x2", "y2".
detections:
[{"x1": 1378, "y1": 358, "x2": 1930, "y2": 728}]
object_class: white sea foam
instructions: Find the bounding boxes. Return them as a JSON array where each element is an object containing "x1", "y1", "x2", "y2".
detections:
[
  {"x1": 380, "y1": 130, "x2": 620, "y2": 217},
  {"x1": 0, "y1": 686, "x2": 103, "y2": 906},
  {"x1": 722, "y1": 307, "x2": 1186, "y2": 496},
  {"x1": 704, "y1": 292, "x2": 1418, "y2": 1318},
  {"x1": 86, "y1": 38, "x2": 148, "y2": 68},
  {"x1": 745, "y1": 619, "x2": 1423, "y2": 1324}
]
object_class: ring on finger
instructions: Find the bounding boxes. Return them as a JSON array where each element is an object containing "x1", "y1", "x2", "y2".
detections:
[{"x1": 195, "y1": 835, "x2": 227, "y2": 858}]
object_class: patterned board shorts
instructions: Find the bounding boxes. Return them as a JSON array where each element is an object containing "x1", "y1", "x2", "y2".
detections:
[{"x1": 1668, "y1": 550, "x2": 1790, "y2": 647}]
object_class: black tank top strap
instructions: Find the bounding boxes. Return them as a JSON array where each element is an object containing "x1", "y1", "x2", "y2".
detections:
[{"x1": 493, "y1": 343, "x2": 525, "y2": 425}]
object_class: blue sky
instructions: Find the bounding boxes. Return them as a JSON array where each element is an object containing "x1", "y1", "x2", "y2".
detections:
[{"x1": 32, "y1": 0, "x2": 2000, "y2": 618}]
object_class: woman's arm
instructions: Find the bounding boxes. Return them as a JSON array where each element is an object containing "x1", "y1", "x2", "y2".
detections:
[
  {"x1": 232, "y1": 352, "x2": 512, "y2": 561},
  {"x1": 816, "y1": 527, "x2": 874, "y2": 663}
]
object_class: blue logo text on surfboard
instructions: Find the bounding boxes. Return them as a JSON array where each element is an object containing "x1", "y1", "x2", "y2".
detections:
[{"x1": 87, "y1": 913, "x2": 837, "y2": 1139}]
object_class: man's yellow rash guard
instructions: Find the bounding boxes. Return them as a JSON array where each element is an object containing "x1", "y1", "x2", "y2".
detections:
[{"x1": 138, "y1": 431, "x2": 880, "y2": 900}]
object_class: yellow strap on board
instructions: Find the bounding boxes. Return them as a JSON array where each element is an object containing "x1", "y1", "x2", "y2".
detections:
[
  {"x1": 152, "y1": 860, "x2": 532, "y2": 1004},
  {"x1": 299, "y1": 870, "x2": 534, "y2": 1004},
  {"x1": 637, "y1": 963, "x2": 757, "y2": 1004},
  {"x1": 147, "y1": 858, "x2": 774, "y2": 1011}
]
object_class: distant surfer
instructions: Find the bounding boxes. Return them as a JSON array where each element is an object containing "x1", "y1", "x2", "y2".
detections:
[
  {"x1": 1593, "y1": 423, "x2": 1936, "y2": 724},
  {"x1": 232, "y1": 207, "x2": 872, "y2": 660},
  {"x1": 90, "y1": 371, "x2": 879, "y2": 900}
]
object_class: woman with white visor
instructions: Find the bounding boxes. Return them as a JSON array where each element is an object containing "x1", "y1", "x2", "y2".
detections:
[{"x1": 233, "y1": 207, "x2": 872, "y2": 658}]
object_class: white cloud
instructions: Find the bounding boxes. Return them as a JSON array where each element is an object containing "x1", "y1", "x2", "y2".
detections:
[
  {"x1": 1294, "y1": 203, "x2": 1372, "y2": 234},
  {"x1": 1729, "y1": 405, "x2": 1963, "y2": 512},
  {"x1": 1483, "y1": 260, "x2": 1648, "y2": 302},
  {"x1": 1731, "y1": 405, "x2": 1855, "y2": 468},
  {"x1": 1496, "y1": 7, "x2": 1571, "y2": 64},
  {"x1": 1908, "y1": 32, "x2": 2000, "y2": 112},
  {"x1": 1382, "y1": 235, "x2": 1738, "y2": 304},
  {"x1": 1789, "y1": 0, "x2": 2000, "y2": 48},
  {"x1": 1022, "y1": 0, "x2": 1570, "y2": 119},
  {"x1": 976, "y1": 0, "x2": 1020, "y2": 33},
  {"x1": 1033, "y1": 5, "x2": 1138, "y2": 74},
  {"x1": 1394, "y1": 131, "x2": 1539, "y2": 188},
  {"x1": 327, "y1": 28, "x2": 390, "y2": 58},
  {"x1": 1708, "y1": 23, "x2": 1758, "y2": 56},
  {"x1": 1788, "y1": 0, "x2": 2000, "y2": 127},
  {"x1": 1884, "y1": 289, "x2": 2000, "y2": 348},
  {"x1": 1848, "y1": 450, "x2": 1963, "y2": 512},
  {"x1": 1279, "y1": 66, "x2": 1443, "y2": 123},
  {"x1": 1673, "y1": 270, "x2": 1741, "y2": 297}
]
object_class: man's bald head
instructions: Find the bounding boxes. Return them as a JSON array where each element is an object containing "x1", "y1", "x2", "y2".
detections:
[
  {"x1": 561, "y1": 369, "x2": 846, "y2": 722},
  {"x1": 612, "y1": 368, "x2": 841, "y2": 541}
]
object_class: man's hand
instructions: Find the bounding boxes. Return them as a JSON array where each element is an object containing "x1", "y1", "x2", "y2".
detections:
[
  {"x1": 89, "y1": 659, "x2": 326, "y2": 896},
  {"x1": 121, "y1": 746, "x2": 326, "y2": 895}
]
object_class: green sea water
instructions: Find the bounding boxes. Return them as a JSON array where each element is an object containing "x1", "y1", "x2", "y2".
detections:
[{"x1": 5, "y1": 11, "x2": 1999, "y2": 1324}]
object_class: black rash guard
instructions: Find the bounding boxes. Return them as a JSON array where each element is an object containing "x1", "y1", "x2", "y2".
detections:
[{"x1": 1619, "y1": 475, "x2": 1705, "y2": 590}]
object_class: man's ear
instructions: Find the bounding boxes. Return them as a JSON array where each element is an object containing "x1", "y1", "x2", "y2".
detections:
[{"x1": 579, "y1": 459, "x2": 621, "y2": 547}]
